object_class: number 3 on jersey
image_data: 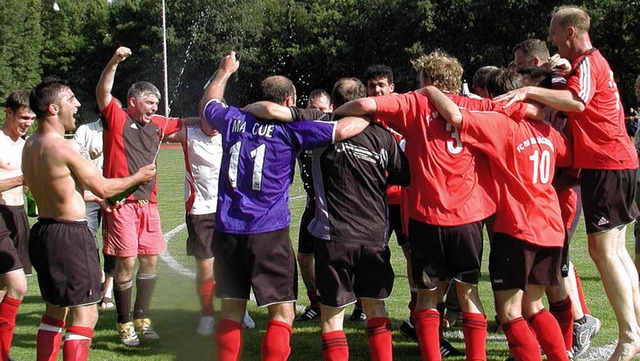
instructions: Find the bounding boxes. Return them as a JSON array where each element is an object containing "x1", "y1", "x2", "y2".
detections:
[
  {"x1": 228, "y1": 141, "x2": 266, "y2": 191},
  {"x1": 446, "y1": 123, "x2": 463, "y2": 155}
]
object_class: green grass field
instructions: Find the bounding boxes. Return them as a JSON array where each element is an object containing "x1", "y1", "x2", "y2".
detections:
[{"x1": 8, "y1": 147, "x2": 632, "y2": 360}]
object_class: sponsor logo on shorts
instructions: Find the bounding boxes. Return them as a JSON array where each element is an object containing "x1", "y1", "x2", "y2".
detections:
[
  {"x1": 561, "y1": 264, "x2": 568, "y2": 272},
  {"x1": 492, "y1": 278, "x2": 503, "y2": 284},
  {"x1": 597, "y1": 216, "x2": 609, "y2": 226}
]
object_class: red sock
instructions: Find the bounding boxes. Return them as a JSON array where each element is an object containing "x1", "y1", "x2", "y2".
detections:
[
  {"x1": 436, "y1": 302, "x2": 445, "y2": 341},
  {"x1": 215, "y1": 319, "x2": 242, "y2": 361},
  {"x1": 63, "y1": 326, "x2": 93, "y2": 361},
  {"x1": 37, "y1": 315, "x2": 66, "y2": 361},
  {"x1": 502, "y1": 317, "x2": 540, "y2": 361},
  {"x1": 321, "y1": 330, "x2": 348, "y2": 361},
  {"x1": 573, "y1": 267, "x2": 590, "y2": 315},
  {"x1": 549, "y1": 297, "x2": 573, "y2": 352},
  {"x1": 198, "y1": 278, "x2": 215, "y2": 316},
  {"x1": 262, "y1": 320, "x2": 292, "y2": 361},
  {"x1": 0, "y1": 297, "x2": 21, "y2": 360},
  {"x1": 461, "y1": 312, "x2": 487, "y2": 361},
  {"x1": 414, "y1": 309, "x2": 441, "y2": 361},
  {"x1": 366, "y1": 317, "x2": 392, "y2": 361},
  {"x1": 528, "y1": 309, "x2": 570, "y2": 361}
]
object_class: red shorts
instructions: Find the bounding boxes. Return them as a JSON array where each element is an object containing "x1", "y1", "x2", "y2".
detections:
[
  {"x1": 315, "y1": 240, "x2": 394, "y2": 308},
  {"x1": 213, "y1": 227, "x2": 297, "y2": 307},
  {"x1": 489, "y1": 233, "x2": 562, "y2": 291},
  {"x1": 103, "y1": 201, "x2": 165, "y2": 257},
  {"x1": 409, "y1": 219, "x2": 484, "y2": 289},
  {"x1": 186, "y1": 212, "x2": 215, "y2": 260}
]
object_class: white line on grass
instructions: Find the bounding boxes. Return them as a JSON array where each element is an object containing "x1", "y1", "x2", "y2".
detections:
[{"x1": 160, "y1": 223, "x2": 195, "y2": 279}]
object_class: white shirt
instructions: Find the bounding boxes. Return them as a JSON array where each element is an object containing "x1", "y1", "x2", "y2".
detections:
[
  {"x1": 183, "y1": 125, "x2": 222, "y2": 215},
  {"x1": 0, "y1": 130, "x2": 25, "y2": 206},
  {"x1": 74, "y1": 119, "x2": 104, "y2": 171}
]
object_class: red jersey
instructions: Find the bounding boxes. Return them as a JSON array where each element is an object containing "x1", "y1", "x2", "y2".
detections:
[
  {"x1": 565, "y1": 49, "x2": 637, "y2": 170},
  {"x1": 102, "y1": 99, "x2": 181, "y2": 203},
  {"x1": 373, "y1": 92, "x2": 495, "y2": 226},
  {"x1": 460, "y1": 109, "x2": 572, "y2": 247},
  {"x1": 557, "y1": 188, "x2": 579, "y2": 229},
  {"x1": 386, "y1": 128, "x2": 405, "y2": 205}
]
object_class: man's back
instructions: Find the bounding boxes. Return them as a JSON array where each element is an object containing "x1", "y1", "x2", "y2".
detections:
[
  {"x1": 310, "y1": 123, "x2": 409, "y2": 244},
  {"x1": 204, "y1": 99, "x2": 336, "y2": 234}
]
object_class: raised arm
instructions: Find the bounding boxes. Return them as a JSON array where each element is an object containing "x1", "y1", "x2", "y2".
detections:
[
  {"x1": 421, "y1": 86, "x2": 463, "y2": 127},
  {"x1": 201, "y1": 51, "x2": 240, "y2": 111},
  {"x1": 96, "y1": 46, "x2": 131, "y2": 111}
]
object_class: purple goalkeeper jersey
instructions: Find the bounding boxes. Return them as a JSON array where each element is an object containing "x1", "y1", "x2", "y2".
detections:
[{"x1": 204, "y1": 99, "x2": 337, "y2": 234}]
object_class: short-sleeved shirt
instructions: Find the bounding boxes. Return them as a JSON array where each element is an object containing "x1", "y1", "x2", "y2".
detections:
[
  {"x1": 460, "y1": 109, "x2": 572, "y2": 247},
  {"x1": 565, "y1": 49, "x2": 637, "y2": 170},
  {"x1": 373, "y1": 92, "x2": 495, "y2": 226},
  {"x1": 182, "y1": 126, "x2": 223, "y2": 215},
  {"x1": 73, "y1": 119, "x2": 104, "y2": 171},
  {"x1": 101, "y1": 98, "x2": 181, "y2": 203},
  {"x1": 203, "y1": 99, "x2": 336, "y2": 234},
  {"x1": 308, "y1": 123, "x2": 409, "y2": 245}
]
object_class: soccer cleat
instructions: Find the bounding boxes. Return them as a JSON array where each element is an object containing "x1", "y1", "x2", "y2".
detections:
[
  {"x1": 133, "y1": 318, "x2": 160, "y2": 340},
  {"x1": 399, "y1": 318, "x2": 418, "y2": 342},
  {"x1": 295, "y1": 305, "x2": 321, "y2": 322},
  {"x1": 440, "y1": 339, "x2": 464, "y2": 357},
  {"x1": 117, "y1": 321, "x2": 140, "y2": 346},
  {"x1": 197, "y1": 315, "x2": 215, "y2": 336},
  {"x1": 348, "y1": 305, "x2": 367, "y2": 323},
  {"x1": 572, "y1": 314, "x2": 601, "y2": 357},
  {"x1": 242, "y1": 310, "x2": 256, "y2": 329}
]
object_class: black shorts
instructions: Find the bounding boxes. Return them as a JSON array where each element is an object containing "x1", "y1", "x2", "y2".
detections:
[
  {"x1": 409, "y1": 219, "x2": 484, "y2": 289},
  {"x1": 213, "y1": 227, "x2": 297, "y2": 307},
  {"x1": 29, "y1": 219, "x2": 101, "y2": 307},
  {"x1": 489, "y1": 233, "x2": 562, "y2": 291},
  {"x1": 581, "y1": 169, "x2": 639, "y2": 234},
  {"x1": 298, "y1": 197, "x2": 318, "y2": 254},
  {"x1": 0, "y1": 205, "x2": 31, "y2": 275},
  {"x1": 186, "y1": 213, "x2": 215, "y2": 260},
  {"x1": 315, "y1": 240, "x2": 394, "y2": 308},
  {"x1": 388, "y1": 204, "x2": 409, "y2": 246},
  {"x1": 0, "y1": 213, "x2": 22, "y2": 274}
]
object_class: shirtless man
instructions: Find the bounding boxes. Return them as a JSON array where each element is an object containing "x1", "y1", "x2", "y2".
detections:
[
  {"x1": 0, "y1": 90, "x2": 34, "y2": 360},
  {"x1": 22, "y1": 78, "x2": 155, "y2": 360}
]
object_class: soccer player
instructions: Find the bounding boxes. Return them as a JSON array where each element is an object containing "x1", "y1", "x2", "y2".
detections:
[
  {"x1": 496, "y1": 7, "x2": 640, "y2": 360},
  {"x1": 23, "y1": 78, "x2": 155, "y2": 361},
  {"x1": 309, "y1": 77, "x2": 409, "y2": 361},
  {"x1": 512, "y1": 39, "x2": 550, "y2": 72},
  {"x1": 0, "y1": 90, "x2": 33, "y2": 360},
  {"x1": 203, "y1": 51, "x2": 367, "y2": 361},
  {"x1": 334, "y1": 51, "x2": 494, "y2": 361},
  {"x1": 294, "y1": 89, "x2": 332, "y2": 323},
  {"x1": 96, "y1": 46, "x2": 191, "y2": 346},
  {"x1": 426, "y1": 67, "x2": 573, "y2": 361}
]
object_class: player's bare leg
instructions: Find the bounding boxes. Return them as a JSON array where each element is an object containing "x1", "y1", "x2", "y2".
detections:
[{"x1": 588, "y1": 225, "x2": 640, "y2": 361}]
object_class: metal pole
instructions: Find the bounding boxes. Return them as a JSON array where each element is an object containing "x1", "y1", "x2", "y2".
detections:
[{"x1": 161, "y1": 0, "x2": 170, "y2": 116}]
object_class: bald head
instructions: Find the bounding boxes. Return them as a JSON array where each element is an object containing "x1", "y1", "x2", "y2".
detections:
[
  {"x1": 331, "y1": 77, "x2": 366, "y2": 108},
  {"x1": 261, "y1": 75, "x2": 296, "y2": 105}
]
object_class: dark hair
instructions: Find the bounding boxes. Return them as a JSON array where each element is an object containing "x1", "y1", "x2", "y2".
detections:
[
  {"x1": 5, "y1": 90, "x2": 31, "y2": 112},
  {"x1": 486, "y1": 68, "x2": 524, "y2": 97},
  {"x1": 517, "y1": 66, "x2": 553, "y2": 88},
  {"x1": 29, "y1": 77, "x2": 68, "y2": 118},
  {"x1": 512, "y1": 39, "x2": 550, "y2": 62},
  {"x1": 331, "y1": 77, "x2": 366, "y2": 108},
  {"x1": 261, "y1": 76, "x2": 296, "y2": 104},
  {"x1": 364, "y1": 64, "x2": 394, "y2": 84},
  {"x1": 472, "y1": 66, "x2": 498, "y2": 91}
]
